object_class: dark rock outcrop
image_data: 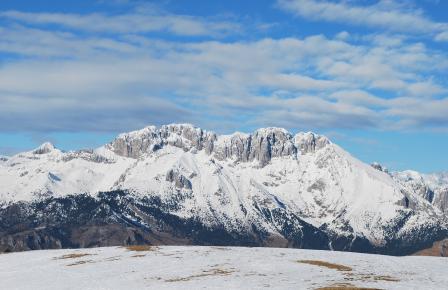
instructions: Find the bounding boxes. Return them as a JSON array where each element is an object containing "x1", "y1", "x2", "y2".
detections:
[
  {"x1": 32, "y1": 142, "x2": 55, "y2": 155},
  {"x1": 166, "y1": 169, "x2": 192, "y2": 190}
]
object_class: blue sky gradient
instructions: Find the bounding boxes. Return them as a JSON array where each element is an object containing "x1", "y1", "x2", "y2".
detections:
[{"x1": 1, "y1": 0, "x2": 448, "y2": 172}]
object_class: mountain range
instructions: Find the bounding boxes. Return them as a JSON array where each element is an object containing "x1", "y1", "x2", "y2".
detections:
[{"x1": 0, "y1": 124, "x2": 447, "y2": 255}]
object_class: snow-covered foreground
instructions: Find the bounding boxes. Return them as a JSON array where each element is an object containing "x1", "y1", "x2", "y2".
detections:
[{"x1": 0, "y1": 246, "x2": 446, "y2": 290}]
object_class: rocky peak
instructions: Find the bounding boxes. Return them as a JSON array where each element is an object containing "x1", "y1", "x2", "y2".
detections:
[
  {"x1": 392, "y1": 170, "x2": 437, "y2": 208},
  {"x1": 213, "y1": 128, "x2": 297, "y2": 165},
  {"x1": 159, "y1": 124, "x2": 217, "y2": 154},
  {"x1": 425, "y1": 172, "x2": 448, "y2": 189},
  {"x1": 33, "y1": 142, "x2": 56, "y2": 155},
  {"x1": 109, "y1": 124, "x2": 330, "y2": 166},
  {"x1": 371, "y1": 162, "x2": 389, "y2": 173},
  {"x1": 249, "y1": 128, "x2": 296, "y2": 166},
  {"x1": 110, "y1": 126, "x2": 162, "y2": 158},
  {"x1": 213, "y1": 132, "x2": 252, "y2": 162},
  {"x1": 294, "y1": 132, "x2": 330, "y2": 154},
  {"x1": 109, "y1": 124, "x2": 216, "y2": 158}
]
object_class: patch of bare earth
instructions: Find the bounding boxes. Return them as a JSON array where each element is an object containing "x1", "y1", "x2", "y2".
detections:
[
  {"x1": 66, "y1": 260, "x2": 95, "y2": 266},
  {"x1": 297, "y1": 260, "x2": 399, "y2": 289},
  {"x1": 52, "y1": 252, "x2": 98, "y2": 266},
  {"x1": 53, "y1": 253, "x2": 92, "y2": 260},
  {"x1": 345, "y1": 273, "x2": 400, "y2": 283},
  {"x1": 372, "y1": 275, "x2": 400, "y2": 282},
  {"x1": 125, "y1": 245, "x2": 156, "y2": 252},
  {"x1": 165, "y1": 268, "x2": 236, "y2": 282},
  {"x1": 210, "y1": 247, "x2": 231, "y2": 251},
  {"x1": 297, "y1": 260, "x2": 352, "y2": 271},
  {"x1": 316, "y1": 284, "x2": 383, "y2": 290}
]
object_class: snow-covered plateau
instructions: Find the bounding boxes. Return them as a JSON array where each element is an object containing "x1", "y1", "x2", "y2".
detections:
[
  {"x1": 0, "y1": 245, "x2": 447, "y2": 290},
  {"x1": 0, "y1": 124, "x2": 447, "y2": 255}
]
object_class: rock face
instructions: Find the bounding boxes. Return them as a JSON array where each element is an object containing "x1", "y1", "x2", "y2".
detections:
[
  {"x1": 109, "y1": 124, "x2": 328, "y2": 166},
  {"x1": 166, "y1": 169, "x2": 192, "y2": 190},
  {"x1": 213, "y1": 128, "x2": 298, "y2": 166},
  {"x1": 294, "y1": 132, "x2": 330, "y2": 154},
  {"x1": 393, "y1": 171, "x2": 448, "y2": 214},
  {"x1": 434, "y1": 188, "x2": 448, "y2": 214},
  {"x1": 109, "y1": 124, "x2": 217, "y2": 159},
  {"x1": 0, "y1": 124, "x2": 447, "y2": 255}
]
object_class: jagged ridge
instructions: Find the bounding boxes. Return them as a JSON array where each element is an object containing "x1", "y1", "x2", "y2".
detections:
[
  {"x1": 0, "y1": 124, "x2": 447, "y2": 254},
  {"x1": 108, "y1": 124, "x2": 329, "y2": 165}
]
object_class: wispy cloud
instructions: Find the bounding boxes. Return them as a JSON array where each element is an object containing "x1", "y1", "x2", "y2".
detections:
[
  {"x1": 277, "y1": 0, "x2": 448, "y2": 42},
  {"x1": 0, "y1": 4, "x2": 447, "y2": 134},
  {"x1": 0, "y1": 9, "x2": 241, "y2": 37},
  {"x1": 435, "y1": 31, "x2": 448, "y2": 42}
]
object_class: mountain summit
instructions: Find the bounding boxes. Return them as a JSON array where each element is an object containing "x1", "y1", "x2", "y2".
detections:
[
  {"x1": 107, "y1": 123, "x2": 329, "y2": 164},
  {"x1": 0, "y1": 124, "x2": 447, "y2": 254},
  {"x1": 32, "y1": 142, "x2": 56, "y2": 155}
]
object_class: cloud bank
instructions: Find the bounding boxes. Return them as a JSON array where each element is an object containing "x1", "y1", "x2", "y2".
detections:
[
  {"x1": 0, "y1": 2, "x2": 447, "y2": 134},
  {"x1": 277, "y1": 0, "x2": 448, "y2": 42}
]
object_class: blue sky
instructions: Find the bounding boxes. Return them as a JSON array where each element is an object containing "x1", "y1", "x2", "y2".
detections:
[{"x1": 1, "y1": 0, "x2": 448, "y2": 172}]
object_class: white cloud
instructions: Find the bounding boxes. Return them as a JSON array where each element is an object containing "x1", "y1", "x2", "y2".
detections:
[
  {"x1": 329, "y1": 90, "x2": 388, "y2": 107},
  {"x1": 0, "y1": 10, "x2": 241, "y2": 37},
  {"x1": 0, "y1": 8, "x2": 448, "y2": 133},
  {"x1": 0, "y1": 25, "x2": 139, "y2": 58},
  {"x1": 386, "y1": 97, "x2": 448, "y2": 129},
  {"x1": 277, "y1": 0, "x2": 448, "y2": 41},
  {"x1": 257, "y1": 73, "x2": 350, "y2": 91},
  {"x1": 335, "y1": 31, "x2": 350, "y2": 41},
  {"x1": 435, "y1": 31, "x2": 448, "y2": 42}
]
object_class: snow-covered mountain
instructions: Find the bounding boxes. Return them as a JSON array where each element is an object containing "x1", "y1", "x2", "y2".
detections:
[
  {"x1": 392, "y1": 170, "x2": 448, "y2": 214},
  {"x1": 0, "y1": 124, "x2": 447, "y2": 254},
  {"x1": 0, "y1": 155, "x2": 8, "y2": 163}
]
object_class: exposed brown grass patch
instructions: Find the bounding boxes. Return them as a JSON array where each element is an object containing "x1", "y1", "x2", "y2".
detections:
[
  {"x1": 344, "y1": 273, "x2": 400, "y2": 283},
  {"x1": 316, "y1": 287, "x2": 383, "y2": 290},
  {"x1": 297, "y1": 260, "x2": 398, "y2": 288},
  {"x1": 66, "y1": 260, "x2": 94, "y2": 266},
  {"x1": 125, "y1": 245, "x2": 155, "y2": 252},
  {"x1": 316, "y1": 283, "x2": 383, "y2": 290},
  {"x1": 211, "y1": 246, "x2": 231, "y2": 251},
  {"x1": 317, "y1": 283, "x2": 355, "y2": 289},
  {"x1": 54, "y1": 253, "x2": 92, "y2": 260},
  {"x1": 297, "y1": 260, "x2": 353, "y2": 271},
  {"x1": 165, "y1": 268, "x2": 235, "y2": 282},
  {"x1": 373, "y1": 275, "x2": 400, "y2": 282}
]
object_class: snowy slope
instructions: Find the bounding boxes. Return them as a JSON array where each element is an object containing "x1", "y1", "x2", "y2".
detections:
[
  {"x1": 0, "y1": 155, "x2": 8, "y2": 162},
  {"x1": 0, "y1": 144, "x2": 134, "y2": 202},
  {"x1": 0, "y1": 246, "x2": 447, "y2": 290},
  {"x1": 0, "y1": 124, "x2": 447, "y2": 254}
]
